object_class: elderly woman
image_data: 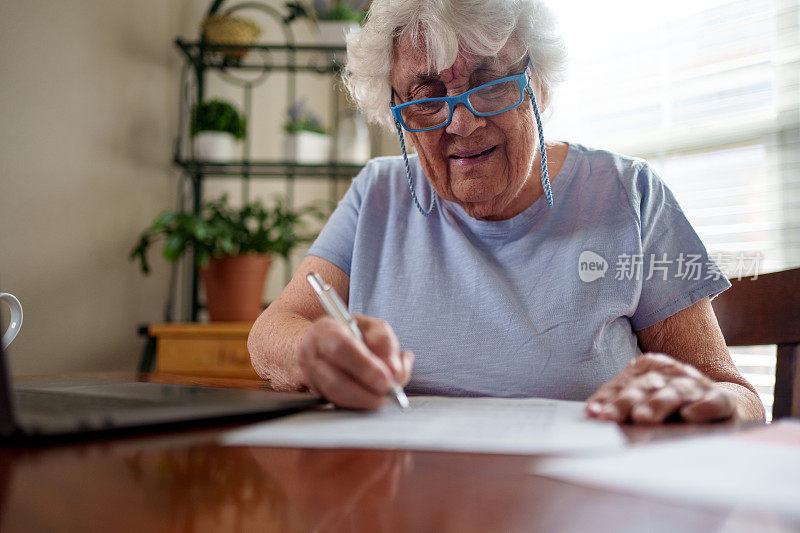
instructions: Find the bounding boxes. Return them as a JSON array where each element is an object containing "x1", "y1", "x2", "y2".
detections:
[{"x1": 249, "y1": 0, "x2": 765, "y2": 424}]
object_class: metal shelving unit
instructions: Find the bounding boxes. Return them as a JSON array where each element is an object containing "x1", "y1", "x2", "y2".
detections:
[
  {"x1": 171, "y1": 1, "x2": 366, "y2": 321},
  {"x1": 173, "y1": 158, "x2": 364, "y2": 178}
]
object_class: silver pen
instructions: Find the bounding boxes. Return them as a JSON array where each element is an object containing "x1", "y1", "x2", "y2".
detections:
[{"x1": 307, "y1": 272, "x2": 410, "y2": 410}]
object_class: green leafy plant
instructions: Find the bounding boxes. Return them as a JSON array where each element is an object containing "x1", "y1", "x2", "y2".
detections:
[
  {"x1": 130, "y1": 195, "x2": 328, "y2": 275},
  {"x1": 191, "y1": 99, "x2": 247, "y2": 140},
  {"x1": 285, "y1": 1, "x2": 368, "y2": 24},
  {"x1": 283, "y1": 100, "x2": 328, "y2": 135}
]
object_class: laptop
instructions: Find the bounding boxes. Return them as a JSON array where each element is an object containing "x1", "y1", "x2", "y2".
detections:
[{"x1": 0, "y1": 310, "x2": 322, "y2": 444}]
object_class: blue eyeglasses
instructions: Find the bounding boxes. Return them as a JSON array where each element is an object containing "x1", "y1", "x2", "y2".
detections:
[
  {"x1": 389, "y1": 58, "x2": 553, "y2": 216},
  {"x1": 391, "y1": 60, "x2": 533, "y2": 132}
]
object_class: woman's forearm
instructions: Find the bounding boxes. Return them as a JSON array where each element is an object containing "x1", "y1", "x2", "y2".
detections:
[{"x1": 248, "y1": 310, "x2": 312, "y2": 391}]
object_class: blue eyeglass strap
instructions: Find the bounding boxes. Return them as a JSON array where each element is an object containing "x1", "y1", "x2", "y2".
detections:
[
  {"x1": 395, "y1": 119, "x2": 438, "y2": 216},
  {"x1": 527, "y1": 84, "x2": 553, "y2": 208}
]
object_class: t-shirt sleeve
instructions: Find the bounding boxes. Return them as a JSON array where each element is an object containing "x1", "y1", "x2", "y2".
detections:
[
  {"x1": 305, "y1": 166, "x2": 368, "y2": 276},
  {"x1": 629, "y1": 162, "x2": 731, "y2": 331}
]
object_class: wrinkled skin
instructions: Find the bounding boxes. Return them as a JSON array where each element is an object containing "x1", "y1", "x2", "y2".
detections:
[
  {"x1": 298, "y1": 314, "x2": 414, "y2": 410},
  {"x1": 586, "y1": 353, "x2": 737, "y2": 424}
]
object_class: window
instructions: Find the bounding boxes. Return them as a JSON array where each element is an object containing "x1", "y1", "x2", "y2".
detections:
[{"x1": 547, "y1": 0, "x2": 800, "y2": 419}]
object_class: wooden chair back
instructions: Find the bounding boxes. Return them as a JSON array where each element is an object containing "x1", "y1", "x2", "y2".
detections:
[{"x1": 711, "y1": 267, "x2": 800, "y2": 419}]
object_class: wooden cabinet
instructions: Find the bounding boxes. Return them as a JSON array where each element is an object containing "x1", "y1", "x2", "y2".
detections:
[{"x1": 149, "y1": 323, "x2": 259, "y2": 379}]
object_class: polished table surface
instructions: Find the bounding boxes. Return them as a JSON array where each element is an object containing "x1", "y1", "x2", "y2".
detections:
[{"x1": 1, "y1": 373, "x2": 797, "y2": 533}]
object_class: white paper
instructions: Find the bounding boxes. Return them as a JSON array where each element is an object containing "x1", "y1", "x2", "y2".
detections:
[
  {"x1": 534, "y1": 421, "x2": 800, "y2": 522},
  {"x1": 222, "y1": 396, "x2": 624, "y2": 455}
]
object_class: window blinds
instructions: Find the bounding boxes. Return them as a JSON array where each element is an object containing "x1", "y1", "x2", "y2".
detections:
[
  {"x1": 547, "y1": 0, "x2": 800, "y2": 419},
  {"x1": 548, "y1": 0, "x2": 799, "y2": 271}
]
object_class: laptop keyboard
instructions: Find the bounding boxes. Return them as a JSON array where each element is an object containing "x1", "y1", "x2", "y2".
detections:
[{"x1": 14, "y1": 389, "x2": 170, "y2": 414}]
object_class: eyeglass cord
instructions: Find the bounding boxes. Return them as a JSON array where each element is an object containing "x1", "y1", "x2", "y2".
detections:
[
  {"x1": 528, "y1": 85, "x2": 553, "y2": 208},
  {"x1": 395, "y1": 119, "x2": 439, "y2": 216},
  {"x1": 394, "y1": 83, "x2": 553, "y2": 217}
]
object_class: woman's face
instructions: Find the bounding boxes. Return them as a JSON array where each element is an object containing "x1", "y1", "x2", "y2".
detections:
[{"x1": 390, "y1": 35, "x2": 543, "y2": 221}]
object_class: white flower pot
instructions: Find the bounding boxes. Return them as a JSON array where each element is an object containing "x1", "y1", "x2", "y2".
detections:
[
  {"x1": 193, "y1": 131, "x2": 237, "y2": 161},
  {"x1": 284, "y1": 131, "x2": 332, "y2": 163},
  {"x1": 316, "y1": 21, "x2": 359, "y2": 47}
]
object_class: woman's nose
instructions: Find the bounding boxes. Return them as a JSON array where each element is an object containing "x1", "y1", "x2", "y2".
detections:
[{"x1": 445, "y1": 103, "x2": 485, "y2": 137}]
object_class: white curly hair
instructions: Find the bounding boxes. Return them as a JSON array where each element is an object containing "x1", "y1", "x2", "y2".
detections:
[{"x1": 343, "y1": 0, "x2": 567, "y2": 131}]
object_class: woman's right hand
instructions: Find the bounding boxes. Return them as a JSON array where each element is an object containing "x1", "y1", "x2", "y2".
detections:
[{"x1": 298, "y1": 314, "x2": 414, "y2": 410}]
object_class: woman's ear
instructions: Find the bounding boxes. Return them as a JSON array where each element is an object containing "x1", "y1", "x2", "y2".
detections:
[{"x1": 530, "y1": 78, "x2": 548, "y2": 110}]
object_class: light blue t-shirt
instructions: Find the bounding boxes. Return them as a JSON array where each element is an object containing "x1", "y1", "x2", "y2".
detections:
[{"x1": 307, "y1": 143, "x2": 730, "y2": 400}]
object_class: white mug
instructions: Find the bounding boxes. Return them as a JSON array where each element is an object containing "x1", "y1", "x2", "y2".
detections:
[{"x1": 0, "y1": 293, "x2": 23, "y2": 349}]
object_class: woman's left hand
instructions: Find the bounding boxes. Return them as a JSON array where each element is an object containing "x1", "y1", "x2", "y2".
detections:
[{"x1": 586, "y1": 352, "x2": 738, "y2": 424}]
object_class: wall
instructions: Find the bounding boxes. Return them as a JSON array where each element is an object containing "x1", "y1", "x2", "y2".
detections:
[
  {"x1": 0, "y1": 0, "x2": 395, "y2": 375},
  {"x1": 0, "y1": 0, "x2": 203, "y2": 375}
]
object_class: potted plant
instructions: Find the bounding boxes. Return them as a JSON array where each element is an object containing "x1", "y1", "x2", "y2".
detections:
[
  {"x1": 191, "y1": 99, "x2": 247, "y2": 161},
  {"x1": 130, "y1": 195, "x2": 327, "y2": 321},
  {"x1": 285, "y1": 1, "x2": 368, "y2": 46},
  {"x1": 283, "y1": 100, "x2": 331, "y2": 163}
]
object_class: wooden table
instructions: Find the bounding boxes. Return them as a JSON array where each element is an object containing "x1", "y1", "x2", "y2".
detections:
[{"x1": 1, "y1": 374, "x2": 796, "y2": 532}]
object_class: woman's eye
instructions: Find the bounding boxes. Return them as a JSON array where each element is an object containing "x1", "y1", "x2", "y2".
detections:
[
  {"x1": 416, "y1": 101, "x2": 444, "y2": 112},
  {"x1": 411, "y1": 84, "x2": 446, "y2": 100}
]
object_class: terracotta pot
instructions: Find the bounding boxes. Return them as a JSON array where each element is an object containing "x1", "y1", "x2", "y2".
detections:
[{"x1": 200, "y1": 254, "x2": 272, "y2": 322}]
